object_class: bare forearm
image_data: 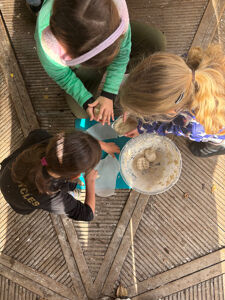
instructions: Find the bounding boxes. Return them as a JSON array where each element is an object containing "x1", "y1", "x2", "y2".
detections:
[
  {"x1": 85, "y1": 180, "x2": 95, "y2": 214},
  {"x1": 98, "y1": 141, "x2": 120, "y2": 158},
  {"x1": 98, "y1": 141, "x2": 104, "y2": 149}
]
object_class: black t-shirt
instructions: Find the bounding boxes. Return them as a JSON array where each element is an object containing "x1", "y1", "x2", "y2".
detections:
[{"x1": 0, "y1": 129, "x2": 93, "y2": 221}]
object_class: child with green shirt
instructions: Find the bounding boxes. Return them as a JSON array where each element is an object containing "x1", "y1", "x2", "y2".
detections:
[{"x1": 34, "y1": 0, "x2": 165, "y2": 125}]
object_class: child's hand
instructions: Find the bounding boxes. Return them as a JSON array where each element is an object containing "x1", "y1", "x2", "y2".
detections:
[
  {"x1": 99, "y1": 141, "x2": 120, "y2": 158},
  {"x1": 88, "y1": 96, "x2": 114, "y2": 126},
  {"x1": 125, "y1": 128, "x2": 139, "y2": 138},
  {"x1": 85, "y1": 169, "x2": 98, "y2": 183},
  {"x1": 86, "y1": 106, "x2": 95, "y2": 121}
]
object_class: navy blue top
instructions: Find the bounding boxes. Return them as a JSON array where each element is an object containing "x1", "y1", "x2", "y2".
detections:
[
  {"x1": 0, "y1": 129, "x2": 93, "y2": 221},
  {"x1": 138, "y1": 112, "x2": 225, "y2": 143}
]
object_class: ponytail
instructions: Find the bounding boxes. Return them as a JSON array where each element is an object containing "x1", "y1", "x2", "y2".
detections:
[
  {"x1": 187, "y1": 45, "x2": 225, "y2": 135},
  {"x1": 11, "y1": 143, "x2": 49, "y2": 193}
]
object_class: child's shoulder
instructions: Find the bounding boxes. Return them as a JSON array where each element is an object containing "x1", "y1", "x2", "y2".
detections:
[{"x1": 36, "y1": 0, "x2": 54, "y2": 34}]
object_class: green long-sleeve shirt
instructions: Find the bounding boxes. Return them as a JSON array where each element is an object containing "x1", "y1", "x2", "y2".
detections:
[{"x1": 35, "y1": 0, "x2": 131, "y2": 107}]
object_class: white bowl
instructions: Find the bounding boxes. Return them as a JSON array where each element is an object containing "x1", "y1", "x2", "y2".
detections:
[{"x1": 119, "y1": 134, "x2": 182, "y2": 195}]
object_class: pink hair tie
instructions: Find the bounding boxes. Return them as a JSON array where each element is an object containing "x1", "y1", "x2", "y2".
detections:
[{"x1": 41, "y1": 157, "x2": 48, "y2": 166}]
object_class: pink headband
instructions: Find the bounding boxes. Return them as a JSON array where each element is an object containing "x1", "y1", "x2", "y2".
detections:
[
  {"x1": 61, "y1": 19, "x2": 125, "y2": 66},
  {"x1": 41, "y1": 157, "x2": 48, "y2": 166}
]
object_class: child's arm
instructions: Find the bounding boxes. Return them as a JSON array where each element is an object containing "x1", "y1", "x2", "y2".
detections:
[
  {"x1": 98, "y1": 141, "x2": 120, "y2": 158},
  {"x1": 45, "y1": 171, "x2": 98, "y2": 221},
  {"x1": 88, "y1": 26, "x2": 132, "y2": 125},
  {"x1": 84, "y1": 169, "x2": 98, "y2": 214},
  {"x1": 103, "y1": 26, "x2": 131, "y2": 95},
  {"x1": 138, "y1": 119, "x2": 189, "y2": 137},
  {"x1": 36, "y1": 43, "x2": 94, "y2": 109},
  {"x1": 135, "y1": 115, "x2": 208, "y2": 142},
  {"x1": 125, "y1": 120, "x2": 189, "y2": 138}
]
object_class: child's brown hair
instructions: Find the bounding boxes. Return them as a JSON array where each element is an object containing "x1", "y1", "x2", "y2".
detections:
[
  {"x1": 50, "y1": 0, "x2": 122, "y2": 68},
  {"x1": 12, "y1": 131, "x2": 101, "y2": 194},
  {"x1": 120, "y1": 45, "x2": 225, "y2": 135}
]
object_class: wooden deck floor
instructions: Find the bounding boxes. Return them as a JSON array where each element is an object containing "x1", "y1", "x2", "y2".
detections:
[{"x1": 0, "y1": 0, "x2": 225, "y2": 299}]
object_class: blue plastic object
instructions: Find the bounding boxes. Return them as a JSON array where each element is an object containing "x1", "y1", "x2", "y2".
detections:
[{"x1": 75, "y1": 119, "x2": 131, "y2": 190}]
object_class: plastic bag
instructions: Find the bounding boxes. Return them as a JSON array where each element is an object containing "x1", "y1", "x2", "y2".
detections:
[
  {"x1": 87, "y1": 123, "x2": 118, "y2": 140},
  {"x1": 95, "y1": 155, "x2": 120, "y2": 197}
]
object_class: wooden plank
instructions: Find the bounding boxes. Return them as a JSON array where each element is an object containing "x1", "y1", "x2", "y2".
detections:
[
  {"x1": 51, "y1": 214, "x2": 88, "y2": 300},
  {"x1": 102, "y1": 193, "x2": 150, "y2": 295},
  {"x1": 61, "y1": 216, "x2": 94, "y2": 296},
  {"x1": 221, "y1": 274, "x2": 225, "y2": 297},
  {"x1": 192, "y1": 0, "x2": 225, "y2": 47},
  {"x1": 8, "y1": 279, "x2": 15, "y2": 300},
  {"x1": 128, "y1": 248, "x2": 225, "y2": 297},
  {"x1": 72, "y1": 192, "x2": 129, "y2": 282},
  {"x1": 132, "y1": 260, "x2": 225, "y2": 300},
  {"x1": 94, "y1": 191, "x2": 141, "y2": 296},
  {"x1": 62, "y1": 190, "x2": 141, "y2": 299},
  {"x1": 0, "y1": 13, "x2": 39, "y2": 136},
  {"x1": 0, "y1": 253, "x2": 75, "y2": 300},
  {"x1": 0, "y1": 263, "x2": 67, "y2": 299}
]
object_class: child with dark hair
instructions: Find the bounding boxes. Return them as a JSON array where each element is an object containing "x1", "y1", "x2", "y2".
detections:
[
  {"x1": 34, "y1": 0, "x2": 165, "y2": 125},
  {"x1": 119, "y1": 45, "x2": 225, "y2": 157},
  {"x1": 0, "y1": 129, "x2": 119, "y2": 221},
  {"x1": 34, "y1": 0, "x2": 130, "y2": 125}
]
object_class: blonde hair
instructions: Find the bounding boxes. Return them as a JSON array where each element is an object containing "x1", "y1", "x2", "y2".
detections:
[{"x1": 120, "y1": 45, "x2": 225, "y2": 135}]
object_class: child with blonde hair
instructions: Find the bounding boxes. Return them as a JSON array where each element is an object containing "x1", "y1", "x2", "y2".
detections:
[{"x1": 119, "y1": 45, "x2": 225, "y2": 157}]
